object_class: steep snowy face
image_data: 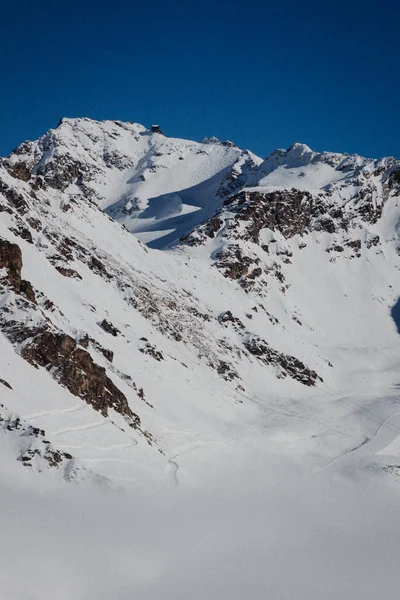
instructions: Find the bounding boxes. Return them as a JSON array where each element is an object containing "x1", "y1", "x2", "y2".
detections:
[{"x1": 4, "y1": 118, "x2": 261, "y2": 248}]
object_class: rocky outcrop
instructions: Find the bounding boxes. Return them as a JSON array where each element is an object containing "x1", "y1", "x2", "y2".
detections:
[
  {"x1": 212, "y1": 244, "x2": 265, "y2": 292},
  {"x1": 10, "y1": 162, "x2": 31, "y2": 182},
  {"x1": 78, "y1": 334, "x2": 114, "y2": 362},
  {"x1": 0, "y1": 238, "x2": 23, "y2": 291},
  {"x1": 35, "y1": 153, "x2": 100, "y2": 192},
  {"x1": 55, "y1": 266, "x2": 82, "y2": 280},
  {"x1": 0, "y1": 238, "x2": 36, "y2": 302},
  {"x1": 20, "y1": 331, "x2": 140, "y2": 427},
  {"x1": 218, "y1": 310, "x2": 321, "y2": 386},
  {"x1": 138, "y1": 338, "x2": 164, "y2": 361},
  {"x1": 99, "y1": 319, "x2": 120, "y2": 336},
  {"x1": 224, "y1": 189, "x2": 316, "y2": 242},
  {"x1": 243, "y1": 335, "x2": 321, "y2": 386}
]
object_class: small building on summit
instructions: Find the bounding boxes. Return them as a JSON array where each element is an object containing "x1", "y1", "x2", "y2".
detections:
[{"x1": 151, "y1": 125, "x2": 162, "y2": 134}]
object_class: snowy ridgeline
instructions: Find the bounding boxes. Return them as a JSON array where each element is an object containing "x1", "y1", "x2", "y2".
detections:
[{"x1": 1, "y1": 118, "x2": 400, "y2": 599}]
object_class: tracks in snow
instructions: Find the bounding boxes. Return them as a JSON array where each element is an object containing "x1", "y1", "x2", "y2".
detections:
[
  {"x1": 312, "y1": 408, "x2": 400, "y2": 477},
  {"x1": 24, "y1": 403, "x2": 86, "y2": 421}
]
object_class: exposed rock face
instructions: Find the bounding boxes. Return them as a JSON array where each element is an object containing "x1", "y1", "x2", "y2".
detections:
[
  {"x1": 0, "y1": 180, "x2": 29, "y2": 213},
  {"x1": 243, "y1": 335, "x2": 321, "y2": 386},
  {"x1": 0, "y1": 238, "x2": 36, "y2": 302},
  {"x1": 99, "y1": 319, "x2": 120, "y2": 336},
  {"x1": 1, "y1": 404, "x2": 71, "y2": 469},
  {"x1": 218, "y1": 310, "x2": 246, "y2": 331},
  {"x1": 19, "y1": 279, "x2": 36, "y2": 303},
  {"x1": 215, "y1": 245, "x2": 258, "y2": 282},
  {"x1": 55, "y1": 266, "x2": 82, "y2": 280},
  {"x1": 217, "y1": 310, "x2": 321, "y2": 386},
  {"x1": 184, "y1": 186, "x2": 367, "y2": 250},
  {"x1": 181, "y1": 174, "x2": 395, "y2": 291},
  {"x1": 10, "y1": 162, "x2": 31, "y2": 182},
  {"x1": 224, "y1": 189, "x2": 316, "y2": 242},
  {"x1": 78, "y1": 334, "x2": 114, "y2": 362},
  {"x1": 35, "y1": 153, "x2": 99, "y2": 192},
  {"x1": 20, "y1": 331, "x2": 140, "y2": 426},
  {"x1": 0, "y1": 238, "x2": 23, "y2": 291},
  {"x1": 139, "y1": 339, "x2": 164, "y2": 361}
]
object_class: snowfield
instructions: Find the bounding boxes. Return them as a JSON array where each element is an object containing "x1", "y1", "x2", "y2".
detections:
[{"x1": 1, "y1": 118, "x2": 400, "y2": 599}]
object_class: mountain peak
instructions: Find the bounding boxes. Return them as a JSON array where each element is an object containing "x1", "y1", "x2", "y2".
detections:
[{"x1": 286, "y1": 142, "x2": 313, "y2": 155}]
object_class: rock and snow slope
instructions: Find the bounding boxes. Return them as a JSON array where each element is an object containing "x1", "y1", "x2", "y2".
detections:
[
  {"x1": 1, "y1": 118, "x2": 400, "y2": 599},
  {"x1": 4, "y1": 118, "x2": 261, "y2": 248}
]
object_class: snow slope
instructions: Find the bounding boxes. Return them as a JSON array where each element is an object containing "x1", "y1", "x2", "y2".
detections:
[{"x1": 1, "y1": 119, "x2": 400, "y2": 599}]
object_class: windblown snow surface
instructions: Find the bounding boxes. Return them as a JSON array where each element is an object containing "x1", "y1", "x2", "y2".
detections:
[{"x1": 1, "y1": 119, "x2": 400, "y2": 600}]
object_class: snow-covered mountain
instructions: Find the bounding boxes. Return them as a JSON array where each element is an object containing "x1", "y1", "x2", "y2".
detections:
[
  {"x1": 2, "y1": 118, "x2": 400, "y2": 599},
  {"x1": 5, "y1": 118, "x2": 261, "y2": 248}
]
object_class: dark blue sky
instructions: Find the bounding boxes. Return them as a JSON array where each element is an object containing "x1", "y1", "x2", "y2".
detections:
[{"x1": 1, "y1": 0, "x2": 399, "y2": 159}]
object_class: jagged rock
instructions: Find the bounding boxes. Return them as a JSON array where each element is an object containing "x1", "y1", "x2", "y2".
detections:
[
  {"x1": 215, "y1": 245, "x2": 256, "y2": 281},
  {"x1": 243, "y1": 335, "x2": 321, "y2": 386},
  {"x1": 78, "y1": 334, "x2": 114, "y2": 362},
  {"x1": 218, "y1": 311, "x2": 245, "y2": 331},
  {"x1": 0, "y1": 402, "x2": 105, "y2": 481},
  {"x1": 99, "y1": 319, "x2": 119, "y2": 336},
  {"x1": 90, "y1": 256, "x2": 111, "y2": 279},
  {"x1": 346, "y1": 239, "x2": 362, "y2": 250},
  {"x1": 318, "y1": 217, "x2": 336, "y2": 233},
  {"x1": 139, "y1": 341, "x2": 164, "y2": 361},
  {"x1": 10, "y1": 225, "x2": 33, "y2": 244},
  {"x1": 366, "y1": 235, "x2": 380, "y2": 248},
  {"x1": 36, "y1": 153, "x2": 98, "y2": 191},
  {"x1": 20, "y1": 331, "x2": 140, "y2": 426},
  {"x1": 0, "y1": 180, "x2": 29, "y2": 213},
  {"x1": 203, "y1": 217, "x2": 223, "y2": 239},
  {"x1": 56, "y1": 266, "x2": 82, "y2": 280},
  {"x1": 216, "y1": 360, "x2": 239, "y2": 381},
  {"x1": 0, "y1": 379, "x2": 12, "y2": 389},
  {"x1": 26, "y1": 216, "x2": 42, "y2": 232},
  {"x1": 0, "y1": 238, "x2": 36, "y2": 302},
  {"x1": 0, "y1": 238, "x2": 22, "y2": 291},
  {"x1": 10, "y1": 162, "x2": 31, "y2": 182},
  {"x1": 20, "y1": 279, "x2": 36, "y2": 303}
]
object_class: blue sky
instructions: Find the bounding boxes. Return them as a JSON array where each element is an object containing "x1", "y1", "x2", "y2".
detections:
[{"x1": 1, "y1": 0, "x2": 399, "y2": 159}]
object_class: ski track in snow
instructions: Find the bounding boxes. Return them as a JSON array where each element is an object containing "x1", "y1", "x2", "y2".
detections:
[
  {"x1": 51, "y1": 420, "x2": 107, "y2": 437},
  {"x1": 167, "y1": 457, "x2": 180, "y2": 487},
  {"x1": 23, "y1": 404, "x2": 86, "y2": 421},
  {"x1": 312, "y1": 410, "x2": 400, "y2": 477},
  {"x1": 57, "y1": 439, "x2": 138, "y2": 451}
]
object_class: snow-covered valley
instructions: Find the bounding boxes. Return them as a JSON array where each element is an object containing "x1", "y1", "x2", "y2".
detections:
[{"x1": 1, "y1": 118, "x2": 400, "y2": 599}]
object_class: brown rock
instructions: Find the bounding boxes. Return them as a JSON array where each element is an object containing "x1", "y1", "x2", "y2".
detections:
[
  {"x1": 20, "y1": 331, "x2": 139, "y2": 425},
  {"x1": 99, "y1": 319, "x2": 119, "y2": 336},
  {"x1": 0, "y1": 238, "x2": 22, "y2": 291},
  {"x1": 20, "y1": 280, "x2": 36, "y2": 303},
  {"x1": 11, "y1": 162, "x2": 31, "y2": 182},
  {"x1": 55, "y1": 266, "x2": 82, "y2": 280}
]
